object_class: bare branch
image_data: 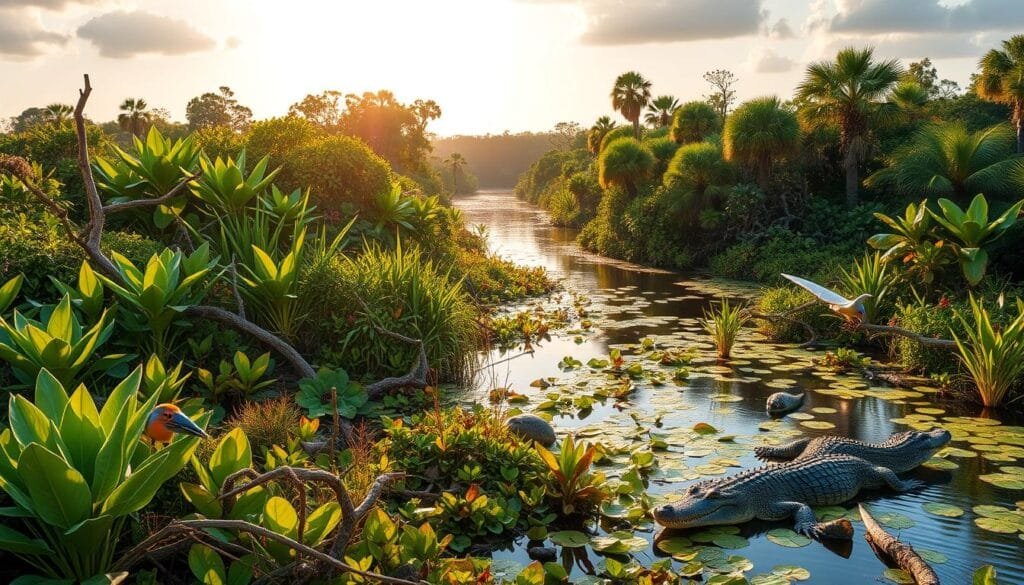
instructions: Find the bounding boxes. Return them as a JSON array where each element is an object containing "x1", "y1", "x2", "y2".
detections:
[
  {"x1": 859, "y1": 322, "x2": 957, "y2": 349},
  {"x1": 101, "y1": 173, "x2": 198, "y2": 215},
  {"x1": 859, "y1": 504, "x2": 939, "y2": 585}
]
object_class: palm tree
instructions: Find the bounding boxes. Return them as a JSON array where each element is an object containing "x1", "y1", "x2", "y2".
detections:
[
  {"x1": 42, "y1": 103, "x2": 73, "y2": 127},
  {"x1": 611, "y1": 71, "x2": 652, "y2": 139},
  {"x1": 671, "y1": 101, "x2": 721, "y2": 144},
  {"x1": 796, "y1": 47, "x2": 903, "y2": 206},
  {"x1": 644, "y1": 95, "x2": 679, "y2": 128},
  {"x1": 598, "y1": 137, "x2": 654, "y2": 197},
  {"x1": 444, "y1": 153, "x2": 467, "y2": 194},
  {"x1": 890, "y1": 80, "x2": 929, "y2": 121},
  {"x1": 976, "y1": 35, "x2": 1024, "y2": 153},
  {"x1": 663, "y1": 142, "x2": 732, "y2": 196},
  {"x1": 723, "y1": 96, "x2": 800, "y2": 190},
  {"x1": 587, "y1": 116, "x2": 617, "y2": 155},
  {"x1": 117, "y1": 98, "x2": 151, "y2": 137},
  {"x1": 866, "y1": 122, "x2": 1023, "y2": 199}
]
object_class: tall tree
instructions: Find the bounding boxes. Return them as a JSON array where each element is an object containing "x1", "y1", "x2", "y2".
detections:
[
  {"x1": 288, "y1": 90, "x2": 344, "y2": 128},
  {"x1": 610, "y1": 71, "x2": 652, "y2": 139},
  {"x1": 9, "y1": 107, "x2": 46, "y2": 132},
  {"x1": 976, "y1": 35, "x2": 1024, "y2": 153},
  {"x1": 412, "y1": 99, "x2": 442, "y2": 132},
  {"x1": 670, "y1": 101, "x2": 721, "y2": 144},
  {"x1": 722, "y1": 96, "x2": 800, "y2": 190},
  {"x1": 42, "y1": 103, "x2": 73, "y2": 127},
  {"x1": 444, "y1": 152, "x2": 468, "y2": 194},
  {"x1": 550, "y1": 121, "x2": 582, "y2": 151},
  {"x1": 339, "y1": 90, "x2": 430, "y2": 171},
  {"x1": 797, "y1": 47, "x2": 903, "y2": 206},
  {"x1": 644, "y1": 95, "x2": 680, "y2": 128},
  {"x1": 703, "y1": 69, "x2": 738, "y2": 118},
  {"x1": 185, "y1": 86, "x2": 253, "y2": 132},
  {"x1": 117, "y1": 98, "x2": 151, "y2": 137},
  {"x1": 587, "y1": 116, "x2": 616, "y2": 155}
]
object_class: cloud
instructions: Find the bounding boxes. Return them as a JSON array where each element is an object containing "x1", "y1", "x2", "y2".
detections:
[
  {"x1": 0, "y1": 0, "x2": 101, "y2": 8},
  {"x1": 77, "y1": 10, "x2": 215, "y2": 58},
  {"x1": 573, "y1": 0, "x2": 768, "y2": 45},
  {"x1": 747, "y1": 47, "x2": 795, "y2": 73},
  {"x1": 819, "y1": 33, "x2": 995, "y2": 61},
  {"x1": 767, "y1": 18, "x2": 795, "y2": 39},
  {"x1": 0, "y1": 9, "x2": 67, "y2": 58},
  {"x1": 827, "y1": 0, "x2": 1024, "y2": 34}
]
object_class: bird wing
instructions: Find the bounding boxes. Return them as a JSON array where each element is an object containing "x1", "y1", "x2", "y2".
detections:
[{"x1": 780, "y1": 273, "x2": 852, "y2": 307}]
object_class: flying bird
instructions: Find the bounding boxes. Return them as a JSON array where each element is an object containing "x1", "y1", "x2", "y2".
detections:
[
  {"x1": 145, "y1": 404, "x2": 209, "y2": 443},
  {"x1": 781, "y1": 273, "x2": 871, "y2": 323}
]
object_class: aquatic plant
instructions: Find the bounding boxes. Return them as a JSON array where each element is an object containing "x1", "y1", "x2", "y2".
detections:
[
  {"x1": 536, "y1": 434, "x2": 607, "y2": 516},
  {"x1": 0, "y1": 368, "x2": 206, "y2": 581},
  {"x1": 953, "y1": 295, "x2": 1024, "y2": 407},
  {"x1": 700, "y1": 297, "x2": 748, "y2": 359}
]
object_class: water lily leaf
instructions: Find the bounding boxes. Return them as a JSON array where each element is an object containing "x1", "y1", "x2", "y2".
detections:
[
  {"x1": 766, "y1": 528, "x2": 811, "y2": 548},
  {"x1": 655, "y1": 536, "x2": 692, "y2": 554},
  {"x1": 974, "y1": 517, "x2": 1019, "y2": 534},
  {"x1": 917, "y1": 549, "x2": 948, "y2": 564},
  {"x1": 877, "y1": 512, "x2": 915, "y2": 529},
  {"x1": 980, "y1": 474, "x2": 1024, "y2": 490},
  {"x1": 548, "y1": 530, "x2": 589, "y2": 548},
  {"x1": 771, "y1": 565, "x2": 811, "y2": 580},
  {"x1": 922, "y1": 502, "x2": 964, "y2": 517},
  {"x1": 800, "y1": 421, "x2": 836, "y2": 430},
  {"x1": 883, "y1": 568, "x2": 914, "y2": 584},
  {"x1": 693, "y1": 422, "x2": 717, "y2": 435},
  {"x1": 711, "y1": 534, "x2": 749, "y2": 549}
]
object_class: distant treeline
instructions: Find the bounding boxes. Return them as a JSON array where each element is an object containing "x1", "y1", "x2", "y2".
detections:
[{"x1": 432, "y1": 132, "x2": 562, "y2": 189}]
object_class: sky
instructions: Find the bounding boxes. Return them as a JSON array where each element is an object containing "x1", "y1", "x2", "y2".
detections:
[{"x1": 2, "y1": 0, "x2": 1024, "y2": 137}]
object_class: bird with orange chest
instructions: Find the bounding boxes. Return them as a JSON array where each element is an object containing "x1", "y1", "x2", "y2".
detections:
[{"x1": 145, "y1": 403, "x2": 209, "y2": 444}]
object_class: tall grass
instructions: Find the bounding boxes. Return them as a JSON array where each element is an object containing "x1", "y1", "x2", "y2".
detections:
[
  {"x1": 953, "y1": 295, "x2": 1024, "y2": 407},
  {"x1": 303, "y1": 240, "x2": 479, "y2": 383},
  {"x1": 700, "y1": 297, "x2": 747, "y2": 359}
]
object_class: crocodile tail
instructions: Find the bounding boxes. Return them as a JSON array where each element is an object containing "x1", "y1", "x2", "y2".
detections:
[{"x1": 754, "y1": 438, "x2": 811, "y2": 461}]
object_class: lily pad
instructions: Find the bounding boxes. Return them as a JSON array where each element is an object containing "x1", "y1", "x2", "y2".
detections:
[
  {"x1": 765, "y1": 528, "x2": 811, "y2": 548},
  {"x1": 883, "y1": 568, "x2": 915, "y2": 584},
  {"x1": 922, "y1": 502, "x2": 964, "y2": 517},
  {"x1": 548, "y1": 530, "x2": 590, "y2": 548}
]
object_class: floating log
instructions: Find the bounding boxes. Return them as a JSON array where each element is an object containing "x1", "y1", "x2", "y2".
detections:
[{"x1": 859, "y1": 504, "x2": 940, "y2": 585}]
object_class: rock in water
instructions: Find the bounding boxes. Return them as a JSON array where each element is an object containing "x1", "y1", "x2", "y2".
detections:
[
  {"x1": 507, "y1": 414, "x2": 556, "y2": 446},
  {"x1": 766, "y1": 391, "x2": 805, "y2": 414}
]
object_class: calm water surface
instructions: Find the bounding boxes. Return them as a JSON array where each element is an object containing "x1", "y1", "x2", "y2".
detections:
[{"x1": 455, "y1": 190, "x2": 1024, "y2": 585}]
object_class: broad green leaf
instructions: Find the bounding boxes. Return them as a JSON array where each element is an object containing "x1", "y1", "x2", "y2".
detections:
[
  {"x1": 180, "y1": 482, "x2": 223, "y2": 518},
  {"x1": 209, "y1": 428, "x2": 252, "y2": 490},
  {"x1": 18, "y1": 443, "x2": 91, "y2": 529},
  {"x1": 304, "y1": 501, "x2": 342, "y2": 545},
  {"x1": 9, "y1": 395, "x2": 54, "y2": 449},
  {"x1": 34, "y1": 369, "x2": 69, "y2": 423},
  {"x1": 59, "y1": 386, "x2": 104, "y2": 483},
  {"x1": 63, "y1": 515, "x2": 114, "y2": 552},
  {"x1": 0, "y1": 523, "x2": 53, "y2": 555},
  {"x1": 189, "y1": 543, "x2": 227, "y2": 585},
  {"x1": 99, "y1": 366, "x2": 143, "y2": 433}
]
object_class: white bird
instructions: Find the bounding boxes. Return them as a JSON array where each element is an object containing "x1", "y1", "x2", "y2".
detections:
[{"x1": 781, "y1": 273, "x2": 871, "y2": 323}]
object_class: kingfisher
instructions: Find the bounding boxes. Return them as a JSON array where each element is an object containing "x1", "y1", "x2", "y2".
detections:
[{"x1": 145, "y1": 404, "x2": 209, "y2": 443}]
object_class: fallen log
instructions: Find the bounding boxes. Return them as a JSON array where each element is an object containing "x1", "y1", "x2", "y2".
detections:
[{"x1": 859, "y1": 504, "x2": 940, "y2": 585}]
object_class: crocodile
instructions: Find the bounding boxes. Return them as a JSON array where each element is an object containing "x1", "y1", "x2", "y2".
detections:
[
  {"x1": 652, "y1": 455, "x2": 923, "y2": 538},
  {"x1": 766, "y1": 391, "x2": 805, "y2": 414},
  {"x1": 753, "y1": 429, "x2": 951, "y2": 473}
]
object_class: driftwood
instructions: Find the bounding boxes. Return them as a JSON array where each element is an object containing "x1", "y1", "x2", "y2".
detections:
[
  {"x1": 859, "y1": 504, "x2": 940, "y2": 585},
  {"x1": 115, "y1": 466, "x2": 419, "y2": 584}
]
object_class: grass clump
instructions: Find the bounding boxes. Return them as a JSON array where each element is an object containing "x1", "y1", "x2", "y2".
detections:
[
  {"x1": 954, "y1": 295, "x2": 1024, "y2": 407},
  {"x1": 700, "y1": 297, "x2": 748, "y2": 359}
]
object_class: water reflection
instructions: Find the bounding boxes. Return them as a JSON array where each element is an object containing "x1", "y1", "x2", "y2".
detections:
[{"x1": 456, "y1": 191, "x2": 1023, "y2": 584}]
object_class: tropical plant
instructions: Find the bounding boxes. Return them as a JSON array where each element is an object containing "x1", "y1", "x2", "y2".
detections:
[
  {"x1": 535, "y1": 435, "x2": 606, "y2": 516},
  {"x1": 797, "y1": 47, "x2": 903, "y2": 205},
  {"x1": 889, "y1": 80, "x2": 929, "y2": 119},
  {"x1": 443, "y1": 153, "x2": 467, "y2": 194},
  {"x1": 0, "y1": 368, "x2": 207, "y2": 581},
  {"x1": 587, "y1": 116, "x2": 616, "y2": 155},
  {"x1": 868, "y1": 201, "x2": 954, "y2": 286},
  {"x1": 644, "y1": 95, "x2": 679, "y2": 128},
  {"x1": 722, "y1": 96, "x2": 800, "y2": 189},
  {"x1": 140, "y1": 354, "x2": 190, "y2": 403},
  {"x1": 670, "y1": 101, "x2": 721, "y2": 144},
  {"x1": 295, "y1": 368, "x2": 368, "y2": 419},
  {"x1": 93, "y1": 126, "x2": 202, "y2": 228},
  {"x1": 41, "y1": 103, "x2": 73, "y2": 127},
  {"x1": 610, "y1": 71, "x2": 652, "y2": 139},
  {"x1": 663, "y1": 141, "x2": 732, "y2": 196},
  {"x1": 191, "y1": 150, "x2": 279, "y2": 214},
  {"x1": 117, "y1": 98, "x2": 151, "y2": 137},
  {"x1": 598, "y1": 137, "x2": 654, "y2": 197},
  {"x1": 700, "y1": 298, "x2": 747, "y2": 359},
  {"x1": 98, "y1": 246, "x2": 217, "y2": 356},
  {"x1": 180, "y1": 427, "x2": 266, "y2": 520},
  {"x1": 839, "y1": 252, "x2": 894, "y2": 323},
  {"x1": 342, "y1": 508, "x2": 455, "y2": 582},
  {"x1": 0, "y1": 294, "x2": 128, "y2": 388},
  {"x1": 0, "y1": 274, "x2": 23, "y2": 314},
  {"x1": 49, "y1": 262, "x2": 105, "y2": 322},
  {"x1": 196, "y1": 351, "x2": 278, "y2": 403},
  {"x1": 928, "y1": 194, "x2": 1024, "y2": 285},
  {"x1": 866, "y1": 122, "x2": 1023, "y2": 199},
  {"x1": 976, "y1": 35, "x2": 1024, "y2": 152},
  {"x1": 953, "y1": 295, "x2": 1024, "y2": 407}
]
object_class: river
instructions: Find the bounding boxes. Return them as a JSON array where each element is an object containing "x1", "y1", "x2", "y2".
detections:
[{"x1": 455, "y1": 190, "x2": 1024, "y2": 585}]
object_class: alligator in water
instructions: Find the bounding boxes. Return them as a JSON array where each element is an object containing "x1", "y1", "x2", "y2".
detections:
[
  {"x1": 652, "y1": 455, "x2": 923, "y2": 538},
  {"x1": 753, "y1": 429, "x2": 951, "y2": 473}
]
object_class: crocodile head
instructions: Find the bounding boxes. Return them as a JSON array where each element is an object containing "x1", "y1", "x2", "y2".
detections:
[
  {"x1": 652, "y1": 482, "x2": 754, "y2": 529},
  {"x1": 890, "y1": 428, "x2": 951, "y2": 462}
]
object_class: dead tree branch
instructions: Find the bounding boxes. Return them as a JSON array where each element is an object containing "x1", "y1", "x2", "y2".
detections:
[
  {"x1": 859, "y1": 322, "x2": 958, "y2": 350},
  {"x1": 859, "y1": 504, "x2": 940, "y2": 585},
  {"x1": 101, "y1": 173, "x2": 198, "y2": 215}
]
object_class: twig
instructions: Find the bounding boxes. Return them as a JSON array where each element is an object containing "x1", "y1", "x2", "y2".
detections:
[
  {"x1": 859, "y1": 504, "x2": 940, "y2": 585},
  {"x1": 101, "y1": 173, "x2": 198, "y2": 214}
]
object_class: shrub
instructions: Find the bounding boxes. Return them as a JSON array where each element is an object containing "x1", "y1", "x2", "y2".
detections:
[
  {"x1": 244, "y1": 116, "x2": 322, "y2": 181},
  {"x1": 192, "y1": 125, "x2": 247, "y2": 161},
  {"x1": 302, "y1": 243, "x2": 478, "y2": 383},
  {"x1": 229, "y1": 396, "x2": 302, "y2": 453},
  {"x1": 547, "y1": 188, "x2": 581, "y2": 227},
  {"x1": 754, "y1": 286, "x2": 838, "y2": 343},
  {"x1": 642, "y1": 136, "x2": 679, "y2": 177},
  {"x1": 284, "y1": 135, "x2": 393, "y2": 214},
  {"x1": 598, "y1": 137, "x2": 654, "y2": 196},
  {"x1": 663, "y1": 141, "x2": 732, "y2": 194},
  {"x1": 707, "y1": 227, "x2": 848, "y2": 285},
  {"x1": 453, "y1": 247, "x2": 552, "y2": 304},
  {"x1": 671, "y1": 101, "x2": 722, "y2": 144}
]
